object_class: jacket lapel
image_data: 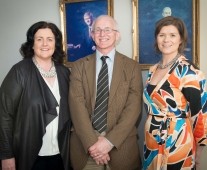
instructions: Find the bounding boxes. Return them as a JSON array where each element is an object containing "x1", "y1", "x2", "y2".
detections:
[
  {"x1": 34, "y1": 65, "x2": 58, "y2": 126},
  {"x1": 85, "y1": 52, "x2": 125, "y2": 108},
  {"x1": 56, "y1": 65, "x2": 70, "y2": 133},
  {"x1": 84, "y1": 54, "x2": 97, "y2": 110},
  {"x1": 108, "y1": 52, "x2": 125, "y2": 106}
]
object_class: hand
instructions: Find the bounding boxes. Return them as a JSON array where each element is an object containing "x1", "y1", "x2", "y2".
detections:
[
  {"x1": 195, "y1": 146, "x2": 204, "y2": 170},
  {"x1": 2, "y1": 158, "x2": 16, "y2": 170},
  {"x1": 88, "y1": 136, "x2": 113, "y2": 159},
  {"x1": 93, "y1": 153, "x2": 110, "y2": 165}
]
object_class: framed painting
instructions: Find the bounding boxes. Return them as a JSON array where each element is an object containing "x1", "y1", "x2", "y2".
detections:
[
  {"x1": 59, "y1": 0, "x2": 114, "y2": 67},
  {"x1": 132, "y1": 0, "x2": 200, "y2": 70}
]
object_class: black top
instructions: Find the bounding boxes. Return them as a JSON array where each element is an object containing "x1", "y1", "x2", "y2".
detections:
[{"x1": 147, "y1": 84, "x2": 156, "y2": 95}]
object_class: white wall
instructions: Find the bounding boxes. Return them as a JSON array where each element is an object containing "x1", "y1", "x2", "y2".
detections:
[
  {"x1": 0, "y1": 0, "x2": 207, "y2": 167},
  {"x1": 0, "y1": 0, "x2": 60, "y2": 83},
  {"x1": 0, "y1": 0, "x2": 132, "y2": 84},
  {"x1": 114, "y1": 0, "x2": 132, "y2": 57},
  {"x1": 0, "y1": 0, "x2": 206, "y2": 81}
]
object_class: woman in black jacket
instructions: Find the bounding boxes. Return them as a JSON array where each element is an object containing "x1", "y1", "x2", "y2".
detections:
[{"x1": 0, "y1": 21, "x2": 71, "y2": 170}]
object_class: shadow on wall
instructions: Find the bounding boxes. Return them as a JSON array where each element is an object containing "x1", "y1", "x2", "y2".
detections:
[{"x1": 137, "y1": 71, "x2": 148, "y2": 164}]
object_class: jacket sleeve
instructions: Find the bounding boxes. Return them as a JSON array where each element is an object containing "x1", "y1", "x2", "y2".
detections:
[
  {"x1": 181, "y1": 63, "x2": 207, "y2": 146},
  {"x1": 0, "y1": 66, "x2": 23, "y2": 159}
]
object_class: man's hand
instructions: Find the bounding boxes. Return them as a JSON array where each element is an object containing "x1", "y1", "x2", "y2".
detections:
[
  {"x1": 89, "y1": 136, "x2": 113, "y2": 157},
  {"x1": 88, "y1": 136, "x2": 113, "y2": 165},
  {"x1": 93, "y1": 153, "x2": 110, "y2": 165},
  {"x1": 2, "y1": 158, "x2": 16, "y2": 170}
]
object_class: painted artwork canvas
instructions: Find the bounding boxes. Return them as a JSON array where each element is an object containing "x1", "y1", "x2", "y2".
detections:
[{"x1": 135, "y1": 0, "x2": 198, "y2": 69}]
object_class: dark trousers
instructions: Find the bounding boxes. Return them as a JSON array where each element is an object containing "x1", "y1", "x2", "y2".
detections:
[{"x1": 32, "y1": 154, "x2": 64, "y2": 170}]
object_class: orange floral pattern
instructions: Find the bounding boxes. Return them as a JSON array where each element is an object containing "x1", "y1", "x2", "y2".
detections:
[{"x1": 143, "y1": 56, "x2": 207, "y2": 170}]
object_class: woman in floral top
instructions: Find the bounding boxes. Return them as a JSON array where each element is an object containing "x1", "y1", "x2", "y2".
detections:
[{"x1": 143, "y1": 16, "x2": 207, "y2": 170}]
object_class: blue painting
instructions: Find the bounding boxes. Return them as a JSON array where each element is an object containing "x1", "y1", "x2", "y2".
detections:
[
  {"x1": 65, "y1": 0, "x2": 108, "y2": 62},
  {"x1": 138, "y1": 0, "x2": 193, "y2": 65}
]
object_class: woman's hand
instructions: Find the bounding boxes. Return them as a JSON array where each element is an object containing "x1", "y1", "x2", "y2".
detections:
[{"x1": 2, "y1": 158, "x2": 16, "y2": 170}]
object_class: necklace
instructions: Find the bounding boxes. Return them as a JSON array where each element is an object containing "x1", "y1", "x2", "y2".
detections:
[
  {"x1": 157, "y1": 53, "x2": 180, "y2": 69},
  {"x1": 32, "y1": 57, "x2": 57, "y2": 78}
]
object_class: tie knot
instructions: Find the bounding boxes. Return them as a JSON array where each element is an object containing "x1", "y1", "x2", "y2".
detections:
[{"x1": 101, "y1": 56, "x2": 108, "y2": 64}]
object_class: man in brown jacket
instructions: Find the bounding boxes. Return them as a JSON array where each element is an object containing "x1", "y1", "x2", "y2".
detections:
[{"x1": 69, "y1": 15, "x2": 143, "y2": 170}]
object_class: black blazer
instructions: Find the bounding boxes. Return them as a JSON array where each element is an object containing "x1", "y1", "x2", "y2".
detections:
[{"x1": 0, "y1": 58, "x2": 71, "y2": 170}]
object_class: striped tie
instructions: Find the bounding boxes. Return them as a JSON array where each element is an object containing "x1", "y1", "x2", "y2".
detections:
[{"x1": 92, "y1": 56, "x2": 109, "y2": 133}]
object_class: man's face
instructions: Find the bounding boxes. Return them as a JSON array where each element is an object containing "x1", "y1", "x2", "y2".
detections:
[
  {"x1": 91, "y1": 16, "x2": 120, "y2": 54},
  {"x1": 84, "y1": 15, "x2": 92, "y2": 26}
]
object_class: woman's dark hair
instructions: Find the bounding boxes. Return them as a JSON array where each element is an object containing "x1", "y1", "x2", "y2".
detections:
[
  {"x1": 154, "y1": 16, "x2": 188, "y2": 54},
  {"x1": 20, "y1": 21, "x2": 66, "y2": 64}
]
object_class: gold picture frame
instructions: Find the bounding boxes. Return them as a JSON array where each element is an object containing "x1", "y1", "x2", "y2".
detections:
[
  {"x1": 59, "y1": 0, "x2": 114, "y2": 68},
  {"x1": 132, "y1": 0, "x2": 200, "y2": 70}
]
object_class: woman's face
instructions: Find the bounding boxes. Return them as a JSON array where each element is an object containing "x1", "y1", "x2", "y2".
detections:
[
  {"x1": 33, "y1": 28, "x2": 55, "y2": 60},
  {"x1": 157, "y1": 25, "x2": 181, "y2": 56}
]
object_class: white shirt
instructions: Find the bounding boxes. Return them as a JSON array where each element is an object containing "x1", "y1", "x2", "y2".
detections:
[
  {"x1": 38, "y1": 77, "x2": 60, "y2": 156},
  {"x1": 95, "y1": 48, "x2": 115, "y2": 89}
]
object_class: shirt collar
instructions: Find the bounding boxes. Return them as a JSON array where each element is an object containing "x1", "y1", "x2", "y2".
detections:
[{"x1": 96, "y1": 48, "x2": 115, "y2": 62}]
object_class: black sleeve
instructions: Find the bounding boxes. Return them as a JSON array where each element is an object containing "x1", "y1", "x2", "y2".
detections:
[{"x1": 0, "y1": 66, "x2": 23, "y2": 159}]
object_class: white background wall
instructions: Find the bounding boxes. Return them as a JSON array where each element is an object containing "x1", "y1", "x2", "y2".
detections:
[
  {"x1": 0, "y1": 0, "x2": 206, "y2": 168},
  {"x1": 0, "y1": 0, "x2": 206, "y2": 81}
]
